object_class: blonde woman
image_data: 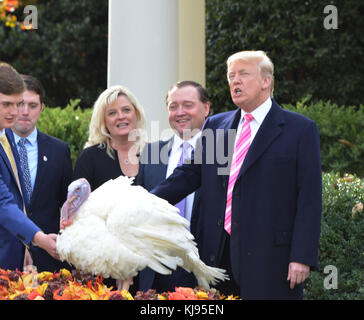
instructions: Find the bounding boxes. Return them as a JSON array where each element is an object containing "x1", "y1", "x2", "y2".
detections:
[
  {"x1": 72, "y1": 85, "x2": 146, "y2": 292},
  {"x1": 73, "y1": 85, "x2": 147, "y2": 190}
]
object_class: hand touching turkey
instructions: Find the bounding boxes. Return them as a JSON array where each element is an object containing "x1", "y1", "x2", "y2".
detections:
[{"x1": 57, "y1": 176, "x2": 228, "y2": 291}]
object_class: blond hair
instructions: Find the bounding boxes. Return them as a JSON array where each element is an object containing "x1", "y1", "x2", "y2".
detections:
[
  {"x1": 85, "y1": 85, "x2": 147, "y2": 158},
  {"x1": 227, "y1": 50, "x2": 274, "y2": 96}
]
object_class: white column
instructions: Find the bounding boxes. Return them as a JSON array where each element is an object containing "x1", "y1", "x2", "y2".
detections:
[
  {"x1": 178, "y1": 0, "x2": 206, "y2": 87},
  {"x1": 108, "y1": 0, "x2": 205, "y2": 141}
]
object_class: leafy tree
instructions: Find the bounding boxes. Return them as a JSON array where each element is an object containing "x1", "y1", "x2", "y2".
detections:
[
  {"x1": 0, "y1": 0, "x2": 108, "y2": 108},
  {"x1": 1, "y1": 0, "x2": 363, "y2": 113},
  {"x1": 206, "y1": 0, "x2": 364, "y2": 113}
]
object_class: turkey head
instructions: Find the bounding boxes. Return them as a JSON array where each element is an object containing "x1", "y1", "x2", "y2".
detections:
[{"x1": 60, "y1": 178, "x2": 91, "y2": 229}]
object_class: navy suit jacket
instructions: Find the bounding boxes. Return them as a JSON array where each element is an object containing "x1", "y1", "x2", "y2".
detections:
[
  {"x1": 0, "y1": 131, "x2": 40, "y2": 270},
  {"x1": 138, "y1": 138, "x2": 201, "y2": 291},
  {"x1": 151, "y1": 100, "x2": 322, "y2": 299},
  {"x1": 6, "y1": 129, "x2": 73, "y2": 272}
]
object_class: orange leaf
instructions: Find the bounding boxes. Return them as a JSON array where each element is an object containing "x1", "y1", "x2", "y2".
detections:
[
  {"x1": 28, "y1": 290, "x2": 41, "y2": 300},
  {"x1": 167, "y1": 292, "x2": 187, "y2": 300}
]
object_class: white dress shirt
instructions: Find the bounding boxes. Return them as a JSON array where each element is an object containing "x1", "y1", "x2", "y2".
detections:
[{"x1": 235, "y1": 97, "x2": 272, "y2": 148}]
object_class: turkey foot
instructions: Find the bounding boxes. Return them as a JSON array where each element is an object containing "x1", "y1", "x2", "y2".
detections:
[{"x1": 117, "y1": 277, "x2": 133, "y2": 291}]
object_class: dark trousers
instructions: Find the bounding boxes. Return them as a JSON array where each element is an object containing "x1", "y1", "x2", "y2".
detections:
[{"x1": 214, "y1": 234, "x2": 241, "y2": 296}]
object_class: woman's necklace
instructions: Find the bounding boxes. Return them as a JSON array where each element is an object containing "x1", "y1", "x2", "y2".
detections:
[{"x1": 111, "y1": 140, "x2": 138, "y2": 166}]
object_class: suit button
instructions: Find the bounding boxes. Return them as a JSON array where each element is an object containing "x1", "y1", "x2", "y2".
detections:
[
  {"x1": 209, "y1": 255, "x2": 215, "y2": 262},
  {"x1": 217, "y1": 219, "x2": 222, "y2": 227}
]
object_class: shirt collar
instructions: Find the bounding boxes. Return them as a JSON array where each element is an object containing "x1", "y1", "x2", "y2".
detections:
[
  {"x1": 0, "y1": 130, "x2": 4, "y2": 139},
  {"x1": 240, "y1": 97, "x2": 272, "y2": 125},
  {"x1": 173, "y1": 131, "x2": 202, "y2": 150},
  {"x1": 13, "y1": 127, "x2": 38, "y2": 146}
]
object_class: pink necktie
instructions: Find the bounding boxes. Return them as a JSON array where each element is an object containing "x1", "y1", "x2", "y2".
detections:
[{"x1": 224, "y1": 113, "x2": 254, "y2": 234}]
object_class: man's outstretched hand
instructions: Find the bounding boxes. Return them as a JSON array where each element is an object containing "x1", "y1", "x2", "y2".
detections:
[{"x1": 32, "y1": 231, "x2": 60, "y2": 260}]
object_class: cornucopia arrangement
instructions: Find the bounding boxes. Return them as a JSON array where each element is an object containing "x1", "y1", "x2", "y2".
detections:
[{"x1": 0, "y1": 267, "x2": 239, "y2": 300}]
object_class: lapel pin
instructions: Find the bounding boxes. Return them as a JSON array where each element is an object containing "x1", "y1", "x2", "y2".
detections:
[{"x1": 43, "y1": 155, "x2": 48, "y2": 162}]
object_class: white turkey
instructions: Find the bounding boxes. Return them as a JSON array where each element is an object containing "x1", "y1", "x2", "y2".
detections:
[{"x1": 56, "y1": 176, "x2": 228, "y2": 290}]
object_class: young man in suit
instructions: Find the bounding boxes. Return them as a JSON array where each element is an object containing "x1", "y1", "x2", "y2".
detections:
[
  {"x1": 139, "y1": 81, "x2": 210, "y2": 292},
  {"x1": 151, "y1": 51, "x2": 322, "y2": 299},
  {"x1": 0, "y1": 62, "x2": 59, "y2": 271},
  {"x1": 7, "y1": 74, "x2": 73, "y2": 272}
]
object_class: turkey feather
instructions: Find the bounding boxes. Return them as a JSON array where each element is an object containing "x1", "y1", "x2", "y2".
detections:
[{"x1": 57, "y1": 176, "x2": 228, "y2": 289}]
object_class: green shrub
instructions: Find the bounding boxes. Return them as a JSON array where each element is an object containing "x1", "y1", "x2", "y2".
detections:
[
  {"x1": 283, "y1": 97, "x2": 364, "y2": 177},
  {"x1": 0, "y1": 0, "x2": 108, "y2": 108},
  {"x1": 37, "y1": 99, "x2": 92, "y2": 165},
  {"x1": 304, "y1": 172, "x2": 364, "y2": 300},
  {"x1": 2, "y1": 0, "x2": 363, "y2": 111},
  {"x1": 38, "y1": 97, "x2": 364, "y2": 178},
  {"x1": 206, "y1": 0, "x2": 364, "y2": 113}
]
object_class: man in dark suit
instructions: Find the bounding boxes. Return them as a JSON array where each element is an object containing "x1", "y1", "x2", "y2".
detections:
[
  {"x1": 7, "y1": 74, "x2": 73, "y2": 272},
  {"x1": 139, "y1": 81, "x2": 210, "y2": 292},
  {"x1": 0, "y1": 62, "x2": 59, "y2": 271},
  {"x1": 151, "y1": 51, "x2": 322, "y2": 299}
]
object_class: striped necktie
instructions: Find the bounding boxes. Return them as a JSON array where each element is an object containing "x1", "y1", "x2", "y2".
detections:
[
  {"x1": 18, "y1": 138, "x2": 32, "y2": 201},
  {"x1": 224, "y1": 113, "x2": 254, "y2": 234}
]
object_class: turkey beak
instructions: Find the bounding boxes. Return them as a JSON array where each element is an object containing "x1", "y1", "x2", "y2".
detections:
[{"x1": 68, "y1": 195, "x2": 77, "y2": 204}]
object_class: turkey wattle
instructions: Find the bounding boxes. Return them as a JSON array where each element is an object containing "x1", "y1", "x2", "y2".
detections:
[{"x1": 56, "y1": 176, "x2": 228, "y2": 289}]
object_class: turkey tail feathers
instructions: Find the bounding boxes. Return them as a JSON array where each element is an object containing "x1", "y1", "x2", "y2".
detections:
[
  {"x1": 193, "y1": 263, "x2": 229, "y2": 289},
  {"x1": 135, "y1": 226, "x2": 229, "y2": 289}
]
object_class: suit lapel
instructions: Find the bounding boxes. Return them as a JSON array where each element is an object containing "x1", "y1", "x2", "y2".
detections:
[
  {"x1": 218, "y1": 109, "x2": 241, "y2": 185},
  {"x1": 2, "y1": 130, "x2": 23, "y2": 196},
  {"x1": 143, "y1": 138, "x2": 172, "y2": 189},
  {"x1": 31, "y1": 132, "x2": 47, "y2": 204},
  {"x1": 0, "y1": 143, "x2": 19, "y2": 194},
  {"x1": 238, "y1": 100, "x2": 285, "y2": 178},
  {"x1": 159, "y1": 138, "x2": 173, "y2": 177},
  {"x1": 0, "y1": 142, "x2": 13, "y2": 176}
]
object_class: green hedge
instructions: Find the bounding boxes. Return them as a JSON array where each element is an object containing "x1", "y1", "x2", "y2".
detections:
[
  {"x1": 2, "y1": 0, "x2": 363, "y2": 111},
  {"x1": 37, "y1": 98, "x2": 364, "y2": 177},
  {"x1": 283, "y1": 97, "x2": 364, "y2": 177},
  {"x1": 37, "y1": 99, "x2": 92, "y2": 165},
  {"x1": 206, "y1": 0, "x2": 364, "y2": 113},
  {"x1": 0, "y1": 0, "x2": 108, "y2": 108},
  {"x1": 304, "y1": 172, "x2": 363, "y2": 300}
]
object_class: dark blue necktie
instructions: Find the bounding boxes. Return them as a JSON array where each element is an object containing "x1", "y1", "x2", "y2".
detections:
[{"x1": 18, "y1": 138, "x2": 32, "y2": 201}]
